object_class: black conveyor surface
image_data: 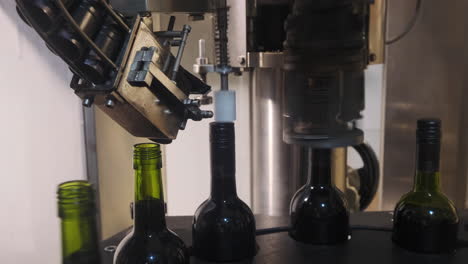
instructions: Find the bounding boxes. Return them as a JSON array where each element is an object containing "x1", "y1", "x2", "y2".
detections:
[{"x1": 101, "y1": 211, "x2": 468, "y2": 264}]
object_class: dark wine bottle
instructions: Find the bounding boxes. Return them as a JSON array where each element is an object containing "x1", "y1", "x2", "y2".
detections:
[
  {"x1": 57, "y1": 180, "x2": 100, "y2": 264},
  {"x1": 289, "y1": 148, "x2": 350, "y2": 244},
  {"x1": 192, "y1": 122, "x2": 257, "y2": 262},
  {"x1": 114, "y1": 143, "x2": 189, "y2": 264},
  {"x1": 392, "y1": 119, "x2": 459, "y2": 254}
]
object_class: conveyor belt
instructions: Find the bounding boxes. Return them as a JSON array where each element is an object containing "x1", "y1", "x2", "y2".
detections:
[{"x1": 101, "y1": 211, "x2": 468, "y2": 264}]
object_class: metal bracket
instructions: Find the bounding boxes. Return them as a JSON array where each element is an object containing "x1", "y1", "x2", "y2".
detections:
[
  {"x1": 128, "y1": 46, "x2": 213, "y2": 124},
  {"x1": 154, "y1": 18, "x2": 192, "y2": 81},
  {"x1": 193, "y1": 39, "x2": 243, "y2": 80},
  {"x1": 183, "y1": 99, "x2": 213, "y2": 123},
  {"x1": 127, "y1": 46, "x2": 186, "y2": 103}
]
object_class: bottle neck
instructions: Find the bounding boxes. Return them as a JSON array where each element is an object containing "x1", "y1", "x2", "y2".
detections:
[
  {"x1": 414, "y1": 142, "x2": 441, "y2": 192},
  {"x1": 306, "y1": 148, "x2": 332, "y2": 186},
  {"x1": 133, "y1": 144, "x2": 166, "y2": 234},
  {"x1": 58, "y1": 181, "x2": 100, "y2": 264},
  {"x1": 61, "y1": 212, "x2": 100, "y2": 264},
  {"x1": 210, "y1": 122, "x2": 238, "y2": 201}
]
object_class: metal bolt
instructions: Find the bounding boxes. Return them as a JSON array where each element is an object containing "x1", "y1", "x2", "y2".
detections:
[
  {"x1": 183, "y1": 25, "x2": 192, "y2": 32},
  {"x1": 183, "y1": 99, "x2": 201, "y2": 106},
  {"x1": 164, "y1": 109, "x2": 172, "y2": 115},
  {"x1": 202, "y1": 111, "x2": 214, "y2": 118},
  {"x1": 105, "y1": 99, "x2": 115, "y2": 108},
  {"x1": 82, "y1": 97, "x2": 94, "y2": 108},
  {"x1": 104, "y1": 246, "x2": 117, "y2": 253},
  {"x1": 154, "y1": 99, "x2": 161, "y2": 105}
]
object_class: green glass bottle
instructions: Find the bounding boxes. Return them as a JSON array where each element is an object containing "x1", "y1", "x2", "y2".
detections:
[
  {"x1": 58, "y1": 180, "x2": 101, "y2": 264},
  {"x1": 114, "y1": 143, "x2": 189, "y2": 264},
  {"x1": 392, "y1": 119, "x2": 459, "y2": 253}
]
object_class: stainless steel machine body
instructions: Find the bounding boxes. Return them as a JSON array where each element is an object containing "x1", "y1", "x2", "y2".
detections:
[
  {"x1": 16, "y1": 1, "x2": 214, "y2": 144},
  {"x1": 110, "y1": 0, "x2": 216, "y2": 16},
  {"x1": 247, "y1": 0, "x2": 383, "y2": 214},
  {"x1": 17, "y1": 0, "x2": 385, "y2": 220},
  {"x1": 249, "y1": 52, "x2": 304, "y2": 215},
  {"x1": 383, "y1": 0, "x2": 468, "y2": 210}
]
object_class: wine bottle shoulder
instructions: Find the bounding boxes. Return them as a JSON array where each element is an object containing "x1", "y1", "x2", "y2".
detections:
[
  {"x1": 395, "y1": 192, "x2": 458, "y2": 222},
  {"x1": 193, "y1": 198, "x2": 255, "y2": 230},
  {"x1": 114, "y1": 229, "x2": 189, "y2": 264},
  {"x1": 290, "y1": 184, "x2": 348, "y2": 217},
  {"x1": 195, "y1": 197, "x2": 253, "y2": 214},
  {"x1": 292, "y1": 184, "x2": 347, "y2": 204},
  {"x1": 397, "y1": 191, "x2": 457, "y2": 210}
]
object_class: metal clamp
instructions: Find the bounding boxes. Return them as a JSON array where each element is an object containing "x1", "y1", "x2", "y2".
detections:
[
  {"x1": 127, "y1": 46, "x2": 186, "y2": 102},
  {"x1": 193, "y1": 38, "x2": 242, "y2": 80},
  {"x1": 154, "y1": 17, "x2": 192, "y2": 82},
  {"x1": 128, "y1": 46, "x2": 213, "y2": 125}
]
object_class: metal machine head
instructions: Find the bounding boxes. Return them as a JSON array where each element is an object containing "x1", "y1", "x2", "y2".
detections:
[
  {"x1": 15, "y1": 0, "x2": 213, "y2": 144},
  {"x1": 282, "y1": 0, "x2": 370, "y2": 147}
]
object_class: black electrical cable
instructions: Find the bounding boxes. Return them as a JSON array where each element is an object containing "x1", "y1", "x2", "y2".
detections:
[{"x1": 385, "y1": 0, "x2": 422, "y2": 45}]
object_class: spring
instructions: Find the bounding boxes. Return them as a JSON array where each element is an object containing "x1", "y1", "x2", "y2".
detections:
[{"x1": 214, "y1": 5, "x2": 230, "y2": 66}]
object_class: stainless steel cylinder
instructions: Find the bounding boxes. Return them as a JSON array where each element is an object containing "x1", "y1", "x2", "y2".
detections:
[
  {"x1": 250, "y1": 52, "x2": 360, "y2": 216},
  {"x1": 250, "y1": 52, "x2": 304, "y2": 216}
]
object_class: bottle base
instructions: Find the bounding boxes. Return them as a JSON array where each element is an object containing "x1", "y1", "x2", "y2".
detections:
[
  {"x1": 392, "y1": 210, "x2": 458, "y2": 254},
  {"x1": 392, "y1": 235, "x2": 457, "y2": 255}
]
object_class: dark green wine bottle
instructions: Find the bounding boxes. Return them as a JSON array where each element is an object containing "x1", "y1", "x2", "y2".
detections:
[
  {"x1": 114, "y1": 143, "x2": 189, "y2": 264},
  {"x1": 192, "y1": 122, "x2": 257, "y2": 262},
  {"x1": 289, "y1": 148, "x2": 350, "y2": 244},
  {"x1": 58, "y1": 180, "x2": 101, "y2": 264},
  {"x1": 392, "y1": 119, "x2": 459, "y2": 253}
]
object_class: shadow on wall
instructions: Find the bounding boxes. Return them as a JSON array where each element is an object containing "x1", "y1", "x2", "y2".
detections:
[{"x1": 0, "y1": 0, "x2": 71, "y2": 84}]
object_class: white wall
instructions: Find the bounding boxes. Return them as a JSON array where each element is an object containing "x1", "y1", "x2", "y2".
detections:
[{"x1": 0, "y1": 2, "x2": 87, "y2": 263}]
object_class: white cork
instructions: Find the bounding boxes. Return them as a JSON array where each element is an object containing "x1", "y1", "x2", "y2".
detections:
[{"x1": 214, "y1": 90, "x2": 236, "y2": 122}]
